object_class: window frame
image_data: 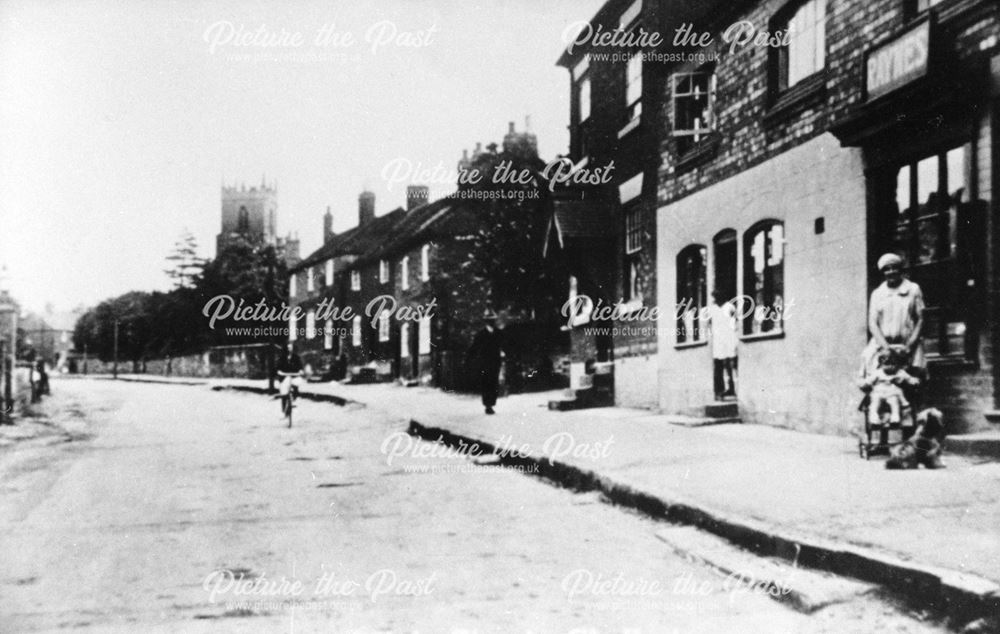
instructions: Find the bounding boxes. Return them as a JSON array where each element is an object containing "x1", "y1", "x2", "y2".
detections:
[
  {"x1": 305, "y1": 310, "x2": 316, "y2": 339},
  {"x1": 672, "y1": 65, "x2": 717, "y2": 155},
  {"x1": 624, "y1": 52, "x2": 643, "y2": 124},
  {"x1": 400, "y1": 322, "x2": 410, "y2": 358},
  {"x1": 771, "y1": 0, "x2": 827, "y2": 94},
  {"x1": 742, "y1": 219, "x2": 786, "y2": 338},
  {"x1": 675, "y1": 244, "x2": 708, "y2": 346},
  {"x1": 420, "y1": 244, "x2": 430, "y2": 281},
  {"x1": 351, "y1": 315, "x2": 362, "y2": 347},
  {"x1": 882, "y1": 142, "x2": 978, "y2": 361},
  {"x1": 418, "y1": 316, "x2": 431, "y2": 355},
  {"x1": 378, "y1": 311, "x2": 390, "y2": 342}
]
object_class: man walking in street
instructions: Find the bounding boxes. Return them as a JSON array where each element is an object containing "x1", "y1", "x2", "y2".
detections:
[{"x1": 468, "y1": 309, "x2": 504, "y2": 415}]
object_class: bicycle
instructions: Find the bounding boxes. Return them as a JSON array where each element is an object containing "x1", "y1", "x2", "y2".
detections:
[{"x1": 277, "y1": 370, "x2": 302, "y2": 428}]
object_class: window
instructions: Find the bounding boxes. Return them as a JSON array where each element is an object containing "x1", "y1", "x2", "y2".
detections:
[
  {"x1": 676, "y1": 245, "x2": 708, "y2": 344},
  {"x1": 289, "y1": 273, "x2": 297, "y2": 298},
  {"x1": 418, "y1": 316, "x2": 431, "y2": 354},
  {"x1": 620, "y1": 173, "x2": 644, "y2": 303},
  {"x1": 914, "y1": 0, "x2": 944, "y2": 13},
  {"x1": 578, "y1": 77, "x2": 591, "y2": 123},
  {"x1": 421, "y1": 245, "x2": 430, "y2": 281},
  {"x1": 401, "y1": 256, "x2": 410, "y2": 290},
  {"x1": 625, "y1": 53, "x2": 643, "y2": 123},
  {"x1": 400, "y1": 323, "x2": 410, "y2": 358},
  {"x1": 620, "y1": 0, "x2": 641, "y2": 28},
  {"x1": 352, "y1": 315, "x2": 362, "y2": 347},
  {"x1": 379, "y1": 259, "x2": 389, "y2": 284},
  {"x1": 885, "y1": 144, "x2": 979, "y2": 359},
  {"x1": 237, "y1": 206, "x2": 249, "y2": 232},
  {"x1": 324, "y1": 318, "x2": 334, "y2": 350},
  {"x1": 350, "y1": 270, "x2": 360, "y2": 291},
  {"x1": 776, "y1": 0, "x2": 826, "y2": 91},
  {"x1": 325, "y1": 259, "x2": 334, "y2": 286},
  {"x1": 307, "y1": 267, "x2": 315, "y2": 293},
  {"x1": 289, "y1": 313, "x2": 298, "y2": 341},
  {"x1": 625, "y1": 205, "x2": 643, "y2": 255},
  {"x1": 743, "y1": 220, "x2": 785, "y2": 336},
  {"x1": 378, "y1": 311, "x2": 390, "y2": 342},
  {"x1": 673, "y1": 66, "x2": 716, "y2": 155},
  {"x1": 306, "y1": 310, "x2": 316, "y2": 339}
]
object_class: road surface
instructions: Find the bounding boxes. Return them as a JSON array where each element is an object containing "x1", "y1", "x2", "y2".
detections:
[{"x1": 0, "y1": 378, "x2": 947, "y2": 633}]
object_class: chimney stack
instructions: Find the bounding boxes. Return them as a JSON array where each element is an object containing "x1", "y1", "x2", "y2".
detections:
[
  {"x1": 406, "y1": 185, "x2": 429, "y2": 211},
  {"x1": 323, "y1": 206, "x2": 334, "y2": 243},
  {"x1": 358, "y1": 191, "x2": 375, "y2": 226}
]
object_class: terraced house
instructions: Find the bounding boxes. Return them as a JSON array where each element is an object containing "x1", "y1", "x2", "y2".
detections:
[
  {"x1": 287, "y1": 122, "x2": 565, "y2": 390},
  {"x1": 553, "y1": 0, "x2": 668, "y2": 410},
  {"x1": 651, "y1": 0, "x2": 998, "y2": 434}
]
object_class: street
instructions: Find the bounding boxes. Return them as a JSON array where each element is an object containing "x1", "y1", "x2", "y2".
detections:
[{"x1": 1, "y1": 378, "x2": 949, "y2": 633}]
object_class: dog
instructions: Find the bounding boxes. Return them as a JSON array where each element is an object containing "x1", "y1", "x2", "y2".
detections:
[{"x1": 886, "y1": 407, "x2": 945, "y2": 469}]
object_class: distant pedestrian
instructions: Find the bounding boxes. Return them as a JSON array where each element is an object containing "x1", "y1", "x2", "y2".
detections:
[
  {"x1": 467, "y1": 309, "x2": 505, "y2": 415},
  {"x1": 708, "y1": 290, "x2": 737, "y2": 400},
  {"x1": 36, "y1": 359, "x2": 49, "y2": 397}
]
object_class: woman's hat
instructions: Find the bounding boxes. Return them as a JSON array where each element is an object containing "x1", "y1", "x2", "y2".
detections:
[{"x1": 877, "y1": 253, "x2": 903, "y2": 271}]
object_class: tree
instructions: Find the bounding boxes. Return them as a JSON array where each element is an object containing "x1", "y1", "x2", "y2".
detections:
[
  {"x1": 462, "y1": 145, "x2": 569, "y2": 324},
  {"x1": 164, "y1": 230, "x2": 205, "y2": 290}
]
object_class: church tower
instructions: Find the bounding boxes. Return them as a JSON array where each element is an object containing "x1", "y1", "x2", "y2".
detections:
[{"x1": 217, "y1": 176, "x2": 278, "y2": 255}]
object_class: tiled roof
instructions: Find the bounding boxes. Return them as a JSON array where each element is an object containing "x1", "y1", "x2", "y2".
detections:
[{"x1": 292, "y1": 207, "x2": 407, "y2": 271}]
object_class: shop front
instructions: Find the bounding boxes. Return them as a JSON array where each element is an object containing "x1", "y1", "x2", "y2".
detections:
[{"x1": 832, "y1": 11, "x2": 999, "y2": 433}]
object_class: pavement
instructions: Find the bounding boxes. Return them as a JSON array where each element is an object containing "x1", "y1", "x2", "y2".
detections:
[{"x1": 89, "y1": 373, "x2": 1000, "y2": 626}]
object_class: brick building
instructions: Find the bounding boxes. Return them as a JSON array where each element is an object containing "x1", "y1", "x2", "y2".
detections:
[
  {"x1": 552, "y1": 0, "x2": 668, "y2": 409},
  {"x1": 652, "y1": 0, "x2": 998, "y2": 434}
]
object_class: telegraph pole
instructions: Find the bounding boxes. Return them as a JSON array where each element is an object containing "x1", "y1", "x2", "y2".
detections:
[{"x1": 113, "y1": 319, "x2": 119, "y2": 379}]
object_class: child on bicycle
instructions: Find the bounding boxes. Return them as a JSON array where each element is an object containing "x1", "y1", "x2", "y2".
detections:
[{"x1": 276, "y1": 342, "x2": 304, "y2": 413}]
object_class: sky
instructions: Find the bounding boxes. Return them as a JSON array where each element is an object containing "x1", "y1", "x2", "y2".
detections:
[{"x1": 0, "y1": 0, "x2": 604, "y2": 314}]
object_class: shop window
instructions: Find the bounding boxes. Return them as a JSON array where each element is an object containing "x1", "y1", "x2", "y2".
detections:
[
  {"x1": 672, "y1": 66, "x2": 716, "y2": 155},
  {"x1": 350, "y1": 270, "x2": 360, "y2": 291},
  {"x1": 676, "y1": 245, "x2": 707, "y2": 344},
  {"x1": 289, "y1": 313, "x2": 297, "y2": 342},
  {"x1": 885, "y1": 144, "x2": 980, "y2": 359},
  {"x1": 773, "y1": 0, "x2": 826, "y2": 92},
  {"x1": 743, "y1": 220, "x2": 785, "y2": 336}
]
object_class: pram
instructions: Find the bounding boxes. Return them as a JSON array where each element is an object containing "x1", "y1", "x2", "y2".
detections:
[{"x1": 856, "y1": 345, "x2": 925, "y2": 460}]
